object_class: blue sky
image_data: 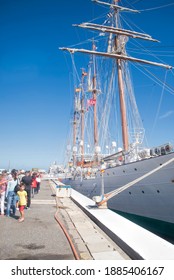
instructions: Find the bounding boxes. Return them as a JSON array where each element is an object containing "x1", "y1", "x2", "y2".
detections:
[{"x1": 0, "y1": 0, "x2": 174, "y2": 170}]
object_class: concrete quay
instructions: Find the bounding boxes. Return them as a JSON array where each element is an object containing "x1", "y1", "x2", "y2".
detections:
[
  {"x1": 50, "y1": 179, "x2": 174, "y2": 260},
  {"x1": 50, "y1": 184, "x2": 130, "y2": 260}
]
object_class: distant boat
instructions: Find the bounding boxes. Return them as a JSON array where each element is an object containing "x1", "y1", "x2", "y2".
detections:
[{"x1": 59, "y1": 0, "x2": 174, "y2": 227}]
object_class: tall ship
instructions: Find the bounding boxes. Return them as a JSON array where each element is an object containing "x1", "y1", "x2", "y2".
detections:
[{"x1": 59, "y1": 0, "x2": 174, "y2": 236}]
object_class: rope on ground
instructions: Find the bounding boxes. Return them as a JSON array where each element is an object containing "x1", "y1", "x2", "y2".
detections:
[
  {"x1": 49, "y1": 181, "x2": 80, "y2": 260},
  {"x1": 54, "y1": 210, "x2": 80, "y2": 260}
]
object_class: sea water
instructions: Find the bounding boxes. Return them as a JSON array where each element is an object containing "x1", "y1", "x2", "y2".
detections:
[{"x1": 113, "y1": 210, "x2": 174, "y2": 245}]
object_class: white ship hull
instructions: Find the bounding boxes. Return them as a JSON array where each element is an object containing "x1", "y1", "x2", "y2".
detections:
[{"x1": 63, "y1": 152, "x2": 174, "y2": 224}]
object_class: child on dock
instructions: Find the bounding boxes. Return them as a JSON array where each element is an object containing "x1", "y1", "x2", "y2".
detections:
[{"x1": 17, "y1": 182, "x2": 27, "y2": 222}]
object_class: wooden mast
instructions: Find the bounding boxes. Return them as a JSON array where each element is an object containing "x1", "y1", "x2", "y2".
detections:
[
  {"x1": 81, "y1": 70, "x2": 85, "y2": 162},
  {"x1": 72, "y1": 89, "x2": 77, "y2": 166},
  {"x1": 115, "y1": 0, "x2": 128, "y2": 151},
  {"x1": 92, "y1": 42, "x2": 99, "y2": 158},
  {"x1": 115, "y1": 40, "x2": 129, "y2": 151}
]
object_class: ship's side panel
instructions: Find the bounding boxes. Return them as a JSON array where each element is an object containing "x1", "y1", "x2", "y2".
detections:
[{"x1": 63, "y1": 153, "x2": 174, "y2": 223}]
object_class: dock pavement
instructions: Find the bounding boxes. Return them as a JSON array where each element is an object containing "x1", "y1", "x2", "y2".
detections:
[
  {"x1": 0, "y1": 180, "x2": 130, "y2": 260},
  {"x1": 0, "y1": 180, "x2": 75, "y2": 260}
]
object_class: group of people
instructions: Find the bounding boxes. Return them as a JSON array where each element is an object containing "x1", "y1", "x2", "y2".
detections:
[{"x1": 0, "y1": 169, "x2": 41, "y2": 222}]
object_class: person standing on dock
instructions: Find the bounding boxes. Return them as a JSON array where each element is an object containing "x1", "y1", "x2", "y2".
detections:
[
  {"x1": 36, "y1": 173, "x2": 41, "y2": 193},
  {"x1": 17, "y1": 182, "x2": 27, "y2": 222},
  {"x1": 6, "y1": 171, "x2": 18, "y2": 217},
  {"x1": 31, "y1": 172, "x2": 37, "y2": 198},
  {"x1": 0, "y1": 174, "x2": 7, "y2": 216},
  {"x1": 18, "y1": 170, "x2": 25, "y2": 182},
  {"x1": 21, "y1": 171, "x2": 32, "y2": 209}
]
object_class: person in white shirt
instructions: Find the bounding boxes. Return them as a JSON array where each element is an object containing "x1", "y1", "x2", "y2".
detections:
[
  {"x1": 6, "y1": 171, "x2": 19, "y2": 217},
  {"x1": 36, "y1": 173, "x2": 41, "y2": 194}
]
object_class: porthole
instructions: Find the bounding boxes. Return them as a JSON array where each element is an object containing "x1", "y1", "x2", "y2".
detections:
[
  {"x1": 134, "y1": 168, "x2": 137, "y2": 171},
  {"x1": 142, "y1": 190, "x2": 144, "y2": 193},
  {"x1": 129, "y1": 191, "x2": 131, "y2": 194},
  {"x1": 157, "y1": 190, "x2": 160, "y2": 193}
]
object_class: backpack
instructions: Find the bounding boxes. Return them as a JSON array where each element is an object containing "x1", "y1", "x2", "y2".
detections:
[{"x1": 14, "y1": 180, "x2": 20, "y2": 193}]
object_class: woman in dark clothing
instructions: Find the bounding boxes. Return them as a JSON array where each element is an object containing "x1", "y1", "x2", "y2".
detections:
[{"x1": 21, "y1": 171, "x2": 32, "y2": 208}]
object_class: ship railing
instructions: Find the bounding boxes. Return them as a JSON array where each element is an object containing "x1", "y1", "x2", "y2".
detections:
[
  {"x1": 102, "y1": 150, "x2": 124, "y2": 163},
  {"x1": 88, "y1": 151, "x2": 125, "y2": 169}
]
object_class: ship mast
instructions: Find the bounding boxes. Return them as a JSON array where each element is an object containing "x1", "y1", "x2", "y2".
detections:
[
  {"x1": 80, "y1": 70, "x2": 86, "y2": 163},
  {"x1": 91, "y1": 42, "x2": 99, "y2": 160},
  {"x1": 73, "y1": 71, "x2": 87, "y2": 166},
  {"x1": 115, "y1": 39, "x2": 129, "y2": 150},
  {"x1": 60, "y1": 0, "x2": 173, "y2": 155},
  {"x1": 114, "y1": 1, "x2": 129, "y2": 151},
  {"x1": 72, "y1": 88, "x2": 77, "y2": 166}
]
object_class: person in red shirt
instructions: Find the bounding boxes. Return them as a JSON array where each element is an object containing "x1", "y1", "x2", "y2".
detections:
[{"x1": 31, "y1": 173, "x2": 37, "y2": 198}]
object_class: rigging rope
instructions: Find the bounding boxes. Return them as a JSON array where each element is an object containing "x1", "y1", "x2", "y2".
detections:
[
  {"x1": 139, "y1": 3, "x2": 174, "y2": 12},
  {"x1": 151, "y1": 70, "x2": 167, "y2": 132},
  {"x1": 70, "y1": 53, "x2": 81, "y2": 86},
  {"x1": 132, "y1": 63, "x2": 174, "y2": 96},
  {"x1": 124, "y1": 0, "x2": 174, "y2": 12}
]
